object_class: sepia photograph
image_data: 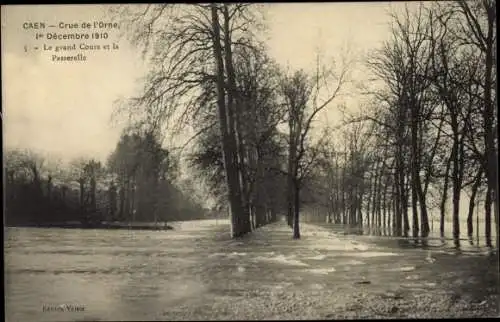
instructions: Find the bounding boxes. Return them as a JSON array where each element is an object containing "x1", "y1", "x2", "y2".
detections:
[{"x1": 2, "y1": 2, "x2": 499, "y2": 320}]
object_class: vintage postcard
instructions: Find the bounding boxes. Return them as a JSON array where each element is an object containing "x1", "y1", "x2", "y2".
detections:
[{"x1": 2, "y1": 3, "x2": 498, "y2": 321}]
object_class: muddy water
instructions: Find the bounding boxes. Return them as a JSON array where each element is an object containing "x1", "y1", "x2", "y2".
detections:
[
  {"x1": 5, "y1": 219, "x2": 498, "y2": 321},
  {"x1": 5, "y1": 220, "x2": 230, "y2": 321},
  {"x1": 312, "y1": 221, "x2": 498, "y2": 254}
]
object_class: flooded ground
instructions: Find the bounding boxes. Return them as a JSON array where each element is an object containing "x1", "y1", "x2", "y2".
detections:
[
  {"x1": 5, "y1": 219, "x2": 499, "y2": 321},
  {"x1": 313, "y1": 221, "x2": 498, "y2": 254}
]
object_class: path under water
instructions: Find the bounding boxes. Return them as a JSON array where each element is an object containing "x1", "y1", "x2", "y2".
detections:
[{"x1": 5, "y1": 219, "x2": 499, "y2": 320}]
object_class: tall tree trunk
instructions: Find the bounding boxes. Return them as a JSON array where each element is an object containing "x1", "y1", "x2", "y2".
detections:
[
  {"x1": 254, "y1": 162, "x2": 266, "y2": 228},
  {"x1": 467, "y1": 169, "x2": 482, "y2": 241},
  {"x1": 376, "y1": 165, "x2": 383, "y2": 235},
  {"x1": 334, "y1": 157, "x2": 341, "y2": 224},
  {"x1": 118, "y1": 185, "x2": 125, "y2": 221},
  {"x1": 255, "y1": 149, "x2": 267, "y2": 227},
  {"x1": 211, "y1": 4, "x2": 244, "y2": 238},
  {"x1": 357, "y1": 184, "x2": 364, "y2": 229},
  {"x1": 253, "y1": 151, "x2": 266, "y2": 228},
  {"x1": 222, "y1": 4, "x2": 250, "y2": 235},
  {"x1": 451, "y1": 120, "x2": 461, "y2": 248},
  {"x1": 351, "y1": 186, "x2": 357, "y2": 228},
  {"x1": 236, "y1": 124, "x2": 251, "y2": 230},
  {"x1": 416, "y1": 175, "x2": 430, "y2": 238},
  {"x1": 90, "y1": 176, "x2": 97, "y2": 215},
  {"x1": 366, "y1": 168, "x2": 373, "y2": 228},
  {"x1": 287, "y1": 111, "x2": 298, "y2": 228},
  {"x1": 108, "y1": 184, "x2": 117, "y2": 221},
  {"x1": 394, "y1": 166, "x2": 403, "y2": 236},
  {"x1": 130, "y1": 182, "x2": 136, "y2": 223},
  {"x1": 382, "y1": 177, "x2": 388, "y2": 236},
  {"x1": 482, "y1": 5, "x2": 498, "y2": 251},
  {"x1": 411, "y1": 179, "x2": 419, "y2": 240},
  {"x1": 410, "y1": 100, "x2": 427, "y2": 239},
  {"x1": 287, "y1": 164, "x2": 295, "y2": 227},
  {"x1": 124, "y1": 179, "x2": 131, "y2": 220},
  {"x1": 392, "y1": 186, "x2": 398, "y2": 236},
  {"x1": 387, "y1": 187, "x2": 393, "y2": 236},
  {"x1": 293, "y1": 180, "x2": 301, "y2": 239},
  {"x1": 371, "y1": 161, "x2": 379, "y2": 233},
  {"x1": 440, "y1": 154, "x2": 452, "y2": 237},
  {"x1": 402, "y1": 174, "x2": 410, "y2": 237},
  {"x1": 79, "y1": 180, "x2": 85, "y2": 221},
  {"x1": 485, "y1": 186, "x2": 492, "y2": 247}
]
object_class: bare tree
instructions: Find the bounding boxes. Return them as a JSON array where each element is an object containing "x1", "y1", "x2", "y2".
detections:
[
  {"x1": 111, "y1": 4, "x2": 264, "y2": 237},
  {"x1": 453, "y1": 0, "x2": 497, "y2": 249},
  {"x1": 279, "y1": 52, "x2": 349, "y2": 239}
]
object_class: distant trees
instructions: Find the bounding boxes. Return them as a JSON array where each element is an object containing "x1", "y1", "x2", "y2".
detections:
[
  {"x1": 187, "y1": 38, "x2": 348, "y2": 240},
  {"x1": 365, "y1": 4, "x2": 435, "y2": 239},
  {"x1": 112, "y1": 3, "x2": 352, "y2": 239},
  {"x1": 107, "y1": 130, "x2": 176, "y2": 223},
  {"x1": 5, "y1": 149, "x2": 47, "y2": 224},
  {"x1": 4, "y1": 132, "x2": 204, "y2": 226},
  {"x1": 327, "y1": 1, "x2": 497, "y2": 248},
  {"x1": 67, "y1": 158, "x2": 103, "y2": 224},
  {"x1": 109, "y1": 3, "x2": 495, "y2": 243},
  {"x1": 310, "y1": 117, "x2": 375, "y2": 233},
  {"x1": 6, "y1": 3, "x2": 495, "y2": 246},
  {"x1": 279, "y1": 61, "x2": 348, "y2": 238}
]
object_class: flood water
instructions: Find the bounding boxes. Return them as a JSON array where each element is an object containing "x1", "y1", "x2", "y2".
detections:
[
  {"x1": 311, "y1": 220, "x2": 498, "y2": 254},
  {"x1": 4, "y1": 219, "x2": 498, "y2": 321},
  {"x1": 5, "y1": 220, "x2": 232, "y2": 321}
]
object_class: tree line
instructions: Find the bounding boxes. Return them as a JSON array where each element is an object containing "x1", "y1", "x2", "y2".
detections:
[
  {"x1": 110, "y1": 2, "x2": 496, "y2": 246},
  {"x1": 305, "y1": 1, "x2": 497, "y2": 248},
  {"x1": 5, "y1": 129, "x2": 207, "y2": 226},
  {"x1": 112, "y1": 3, "x2": 349, "y2": 239}
]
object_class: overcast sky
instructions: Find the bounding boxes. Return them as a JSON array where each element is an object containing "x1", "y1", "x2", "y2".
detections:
[{"x1": 2, "y1": 3, "x2": 402, "y2": 164}]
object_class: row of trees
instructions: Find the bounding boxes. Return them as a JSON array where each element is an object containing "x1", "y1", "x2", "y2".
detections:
[
  {"x1": 301, "y1": 1, "x2": 497, "y2": 248},
  {"x1": 113, "y1": 3, "x2": 349, "y2": 239},
  {"x1": 5, "y1": 130, "x2": 207, "y2": 226},
  {"x1": 112, "y1": 2, "x2": 497, "y2": 245}
]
